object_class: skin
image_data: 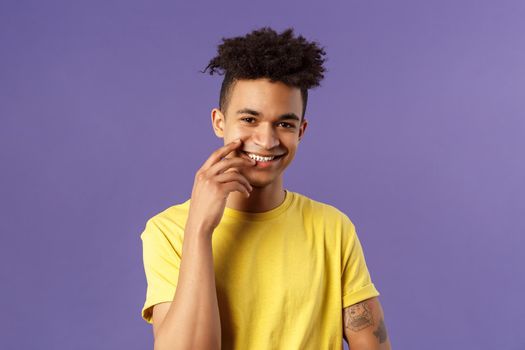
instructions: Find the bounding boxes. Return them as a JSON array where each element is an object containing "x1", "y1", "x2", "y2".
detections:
[
  {"x1": 343, "y1": 297, "x2": 392, "y2": 349},
  {"x1": 210, "y1": 78, "x2": 308, "y2": 213}
]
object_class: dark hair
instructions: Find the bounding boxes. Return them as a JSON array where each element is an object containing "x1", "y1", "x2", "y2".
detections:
[{"x1": 200, "y1": 26, "x2": 327, "y2": 121}]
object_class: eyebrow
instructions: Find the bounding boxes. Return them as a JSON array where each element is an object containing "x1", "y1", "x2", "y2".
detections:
[{"x1": 236, "y1": 108, "x2": 300, "y2": 122}]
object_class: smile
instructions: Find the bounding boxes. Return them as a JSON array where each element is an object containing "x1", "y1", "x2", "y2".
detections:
[{"x1": 241, "y1": 151, "x2": 284, "y2": 163}]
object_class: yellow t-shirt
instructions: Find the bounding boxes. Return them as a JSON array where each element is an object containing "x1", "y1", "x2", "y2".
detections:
[{"x1": 140, "y1": 189, "x2": 379, "y2": 349}]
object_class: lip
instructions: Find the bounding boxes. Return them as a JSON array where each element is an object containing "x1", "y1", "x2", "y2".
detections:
[
  {"x1": 239, "y1": 151, "x2": 285, "y2": 168},
  {"x1": 240, "y1": 150, "x2": 285, "y2": 158}
]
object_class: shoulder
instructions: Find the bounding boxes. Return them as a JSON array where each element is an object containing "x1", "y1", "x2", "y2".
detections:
[
  {"x1": 290, "y1": 191, "x2": 355, "y2": 228},
  {"x1": 140, "y1": 199, "x2": 191, "y2": 241}
]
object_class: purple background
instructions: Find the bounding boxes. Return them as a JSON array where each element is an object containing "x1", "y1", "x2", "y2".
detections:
[{"x1": 1, "y1": 1, "x2": 524, "y2": 349}]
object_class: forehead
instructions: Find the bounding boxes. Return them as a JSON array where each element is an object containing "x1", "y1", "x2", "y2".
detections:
[{"x1": 228, "y1": 78, "x2": 302, "y2": 116}]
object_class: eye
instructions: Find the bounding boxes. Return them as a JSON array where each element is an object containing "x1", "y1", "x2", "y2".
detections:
[
  {"x1": 241, "y1": 117, "x2": 256, "y2": 123},
  {"x1": 278, "y1": 122, "x2": 294, "y2": 128}
]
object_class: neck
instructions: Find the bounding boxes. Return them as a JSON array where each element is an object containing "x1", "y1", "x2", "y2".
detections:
[{"x1": 225, "y1": 176, "x2": 286, "y2": 213}]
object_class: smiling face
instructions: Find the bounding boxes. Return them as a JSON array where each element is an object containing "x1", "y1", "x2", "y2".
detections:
[{"x1": 211, "y1": 78, "x2": 308, "y2": 188}]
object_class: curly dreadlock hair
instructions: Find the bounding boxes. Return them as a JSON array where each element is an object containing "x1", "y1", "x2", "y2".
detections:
[{"x1": 200, "y1": 26, "x2": 327, "y2": 121}]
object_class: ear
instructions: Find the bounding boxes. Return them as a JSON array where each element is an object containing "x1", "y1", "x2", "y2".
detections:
[
  {"x1": 211, "y1": 108, "x2": 226, "y2": 138},
  {"x1": 298, "y1": 118, "x2": 308, "y2": 142}
]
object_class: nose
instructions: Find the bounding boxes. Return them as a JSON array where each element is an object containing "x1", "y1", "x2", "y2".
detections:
[{"x1": 252, "y1": 122, "x2": 279, "y2": 150}]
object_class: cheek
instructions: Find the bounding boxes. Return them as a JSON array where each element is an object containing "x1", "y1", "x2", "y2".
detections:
[
  {"x1": 285, "y1": 144, "x2": 298, "y2": 156},
  {"x1": 225, "y1": 128, "x2": 250, "y2": 140}
]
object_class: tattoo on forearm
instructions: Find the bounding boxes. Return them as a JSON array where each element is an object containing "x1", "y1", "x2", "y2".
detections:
[
  {"x1": 373, "y1": 318, "x2": 388, "y2": 343},
  {"x1": 344, "y1": 301, "x2": 373, "y2": 331}
]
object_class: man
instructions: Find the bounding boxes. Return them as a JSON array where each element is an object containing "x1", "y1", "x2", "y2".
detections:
[{"x1": 140, "y1": 26, "x2": 391, "y2": 349}]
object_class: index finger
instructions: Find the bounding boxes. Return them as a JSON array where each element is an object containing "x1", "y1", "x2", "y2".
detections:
[{"x1": 200, "y1": 139, "x2": 243, "y2": 170}]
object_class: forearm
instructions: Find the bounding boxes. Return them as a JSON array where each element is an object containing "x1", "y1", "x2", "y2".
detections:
[{"x1": 154, "y1": 221, "x2": 221, "y2": 350}]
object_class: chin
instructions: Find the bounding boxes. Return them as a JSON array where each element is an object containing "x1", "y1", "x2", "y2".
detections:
[
  {"x1": 244, "y1": 174, "x2": 279, "y2": 189},
  {"x1": 247, "y1": 178, "x2": 273, "y2": 188}
]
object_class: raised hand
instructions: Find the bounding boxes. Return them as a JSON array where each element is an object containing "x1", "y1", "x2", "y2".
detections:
[{"x1": 186, "y1": 139, "x2": 256, "y2": 236}]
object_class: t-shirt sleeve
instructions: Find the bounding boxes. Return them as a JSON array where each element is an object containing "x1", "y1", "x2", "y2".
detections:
[
  {"x1": 340, "y1": 214, "x2": 380, "y2": 308},
  {"x1": 140, "y1": 217, "x2": 182, "y2": 324}
]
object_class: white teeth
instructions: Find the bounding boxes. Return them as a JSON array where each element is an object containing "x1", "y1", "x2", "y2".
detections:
[{"x1": 247, "y1": 153, "x2": 276, "y2": 162}]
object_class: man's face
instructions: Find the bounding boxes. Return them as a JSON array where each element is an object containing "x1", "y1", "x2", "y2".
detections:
[{"x1": 211, "y1": 78, "x2": 308, "y2": 188}]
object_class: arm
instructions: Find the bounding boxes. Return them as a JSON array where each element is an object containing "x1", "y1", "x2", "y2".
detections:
[
  {"x1": 343, "y1": 296, "x2": 391, "y2": 350},
  {"x1": 149, "y1": 139, "x2": 255, "y2": 350},
  {"x1": 152, "y1": 222, "x2": 221, "y2": 350}
]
